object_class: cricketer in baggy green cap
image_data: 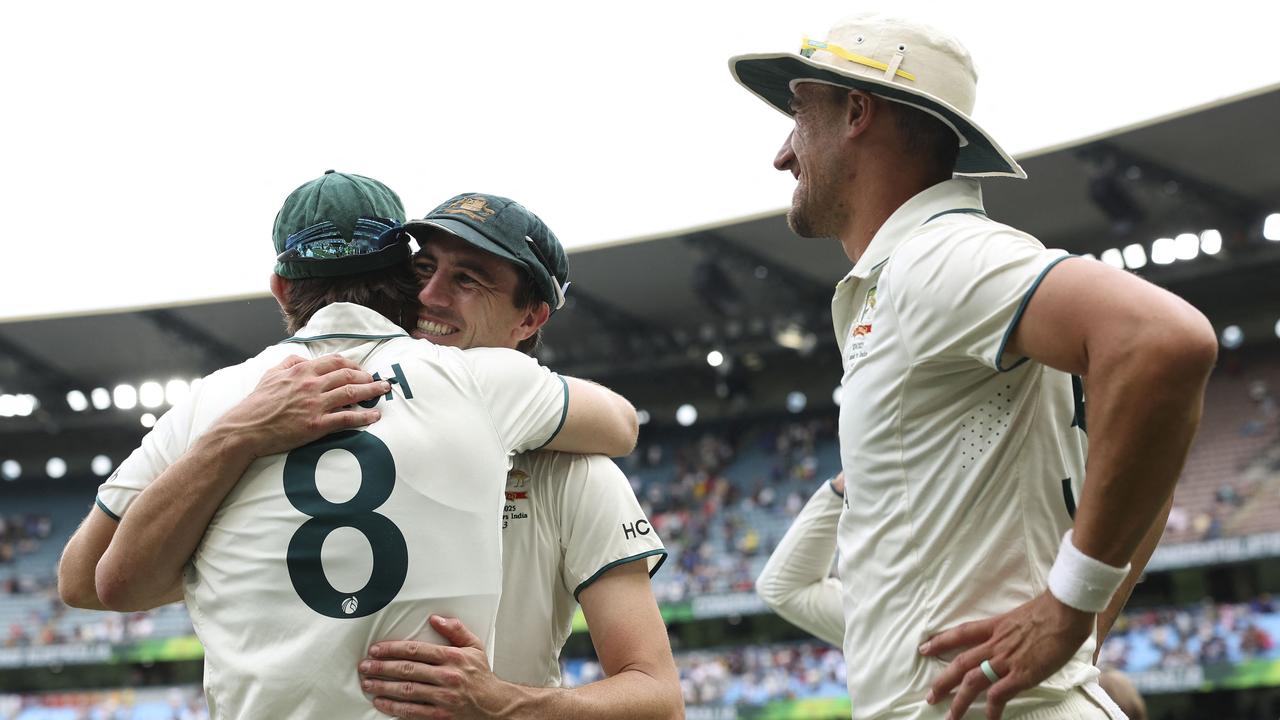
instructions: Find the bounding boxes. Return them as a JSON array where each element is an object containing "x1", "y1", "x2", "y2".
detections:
[
  {"x1": 402, "y1": 193, "x2": 570, "y2": 314},
  {"x1": 273, "y1": 170, "x2": 410, "y2": 279}
]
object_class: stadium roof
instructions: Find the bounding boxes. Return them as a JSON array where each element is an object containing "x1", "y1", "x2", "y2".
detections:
[
  {"x1": 2, "y1": 84, "x2": 1279, "y2": 444},
  {"x1": 6, "y1": 2, "x2": 1280, "y2": 321}
]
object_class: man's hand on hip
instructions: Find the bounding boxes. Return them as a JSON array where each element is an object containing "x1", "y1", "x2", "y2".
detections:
[
  {"x1": 359, "y1": 615, "x2": 516, "y2": 720},
  {"x1": 919, "y1": 590, "x2": 1093, "y2": 720},
  {"x1": 220, "y1": 355, "x2": 388, "y2": 457}
]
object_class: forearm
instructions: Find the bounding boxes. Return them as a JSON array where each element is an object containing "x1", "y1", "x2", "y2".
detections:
[
  {"x1": 506, "y1": 668, "x2": 681, "y2": 720},
  {"x1": 59, "y1": 525, "x2": 110, "y2": 610},
  {"x1": 757, "y1": 481, "x2": 845, "y2": 645},
  {"x1": 96, "y1": 425, "x2": 257, "y2": 610},
  {"x1": 1072, "y1": 342, "x2": 1211, "y2": 567},
  {"x1": 1096, "y1": 496, "x2": 1171, "y2": 648},
  {"x1": 554, "y1": 377, "x2": 639, "y2": 457}
]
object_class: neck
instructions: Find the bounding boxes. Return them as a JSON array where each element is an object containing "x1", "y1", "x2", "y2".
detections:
[{"x1": 835, "y1": 163, "x2": 949, "y2": 265}]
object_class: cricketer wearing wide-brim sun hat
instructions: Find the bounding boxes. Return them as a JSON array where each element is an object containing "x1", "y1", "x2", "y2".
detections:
[
  {"x1": 730, "y1": 13, "x2": 1024, "y2": 179},
  {"x1": 731, "y1": 12, "x2": 1217, "y2": 720}
]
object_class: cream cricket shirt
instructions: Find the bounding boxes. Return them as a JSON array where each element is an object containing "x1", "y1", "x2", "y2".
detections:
[
  {"x1": 492, "y1": 451, "x2": 666, "y2": 687},
  {"x1": 833, "y1": 179, "x2": 1093, "y2": 719},
  {"x1": 96, "y1": 303, "x2": 569, "y2": 720}
]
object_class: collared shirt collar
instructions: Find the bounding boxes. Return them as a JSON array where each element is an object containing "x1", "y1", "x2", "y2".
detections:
[
  {"x1": 282, "y1": 302, "x2": 409, "y2": 344},
  {"x1": 839, "y1": 177, "x2": 986, "y2": 284}
]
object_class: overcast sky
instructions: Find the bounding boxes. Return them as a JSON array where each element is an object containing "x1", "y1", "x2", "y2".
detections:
[{"x1": 3, "y1": 0, "x2": 1277, "y2": 321}]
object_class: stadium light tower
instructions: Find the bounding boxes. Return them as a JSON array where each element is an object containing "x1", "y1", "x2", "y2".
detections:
[
  {"x1": 66, "y1": 390, "x2": 89, "y2": 412},
  {"x1": 1264, "y1": 213, "x2": 1280, "y2": 241},
  {"x1": 1222, "y1": 325, "x2": 1244, "y2": 349}
]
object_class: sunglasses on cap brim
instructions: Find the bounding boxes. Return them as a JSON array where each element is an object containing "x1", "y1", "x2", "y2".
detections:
[
  {"x1": 523, "y1": 235, "x2": 569, "y2": 311},
  {"x1": 276, "y1": 217, "x2": 407, "y2": 263}
]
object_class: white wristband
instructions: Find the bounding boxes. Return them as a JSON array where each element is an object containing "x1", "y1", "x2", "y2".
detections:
[{"x1": 1047, "y1": 530, "x2": 1130, "y2": 613}]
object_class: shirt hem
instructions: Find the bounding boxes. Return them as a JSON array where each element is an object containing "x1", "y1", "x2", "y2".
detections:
[
  {"x1": 531, "y1": 375, "x2": 570, "y2": 451},
  {"x1": 994, "y1": 254, "x2": 1076, "y2": 372},
  {"x1": 572, "y1": 548, "x2": 668, "y2": 600},
  {"x1": 95, "y1": 496, "x2": 122, "y2": 521}
]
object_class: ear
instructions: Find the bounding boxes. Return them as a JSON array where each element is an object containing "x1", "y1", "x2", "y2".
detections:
[
  {"x1": 513, "y1": 301, "x2": 551, "y2": 344},
  {"x1": 269, "y1": 273, "x2": 290, "y2": 310},
  {"x1": 841, "y1": 89, "x2": 879, "y2": 141}
]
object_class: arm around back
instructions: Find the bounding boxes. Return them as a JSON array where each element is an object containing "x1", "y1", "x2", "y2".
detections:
[
  {"x1": 466, "y1": 348, "x2": 639, "y2": 458},
  {"x1": 543, "y1": 377, "x2": 639, "y2": 458}
]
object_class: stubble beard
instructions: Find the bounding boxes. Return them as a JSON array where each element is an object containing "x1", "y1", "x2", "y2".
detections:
[{"x1": 787, "y1": 175, "x2": 838, "y2": 240}]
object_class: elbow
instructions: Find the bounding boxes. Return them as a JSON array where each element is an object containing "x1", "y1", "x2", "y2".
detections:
[
  {"x1": 1178, "y1": 313, "x2": 1218, "y2": 379},
  {"x1": 666, "y1": 690, "x2": 687, "y2": 720},
  {"x1": 608, "y1": 398, "x2": 640, "y2": 458},
  {"x1": 95, "y1": 560, "x2": 141, "y2": 612},
  {"x1": 58, "y1": 580, "x2": 98, "y2": 610},
  {"x1": 754, "y1": 568, "x2": 787, "y2": 612},
  {"x1": 1147, "y1": 309, "x2": 1218, "y2": 384},
  {"x1": 1105, "y1": 307, "x2": 1217, "y2": 386},
  {"x1": 651, "y1": 671, "x2": 685, "y2": 720},
  {"x1": 57, "y1": 571, "x2": 101, "y2": 610},
  {"x1": 57, "y1": 552, "x2": 104, "y2": 610}
]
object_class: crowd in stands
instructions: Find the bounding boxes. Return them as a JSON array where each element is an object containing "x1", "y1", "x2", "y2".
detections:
[
  {"x1": 0, "y1": 686, "x2": 207, "y2": 720},
  {"x1": 2, "y1": 380, "x2": 1280, "y2": 647},
  {"x1": 8, "y1": 591, "x2": 1280, "y2": 718},
  {"x1": 1162, "y1": 363, "x2": 1280, "y2": 544},
  {"x1": 1099, "y1": 595, "x2": 1280, "y2": 673},
  {"x1": 628, "y1": 417, "x2": 839, "y2": 604},
  {"x1": 566, "y1": 595, "x2": 1280, "y2": 708},
  {"x1": 0, "y1": 514, "x2": 53, "y2": 569},
  {"x1": 5, "y1": 603, "x2": 169, "y2": 649},
  {"x1": 567, "y1": 640, "x2": 848, "y2": 708}
]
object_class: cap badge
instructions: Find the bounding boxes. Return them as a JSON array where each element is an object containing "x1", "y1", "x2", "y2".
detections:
[{"x1": 443, "y1": 196, "x2": 497, "y2": 222}]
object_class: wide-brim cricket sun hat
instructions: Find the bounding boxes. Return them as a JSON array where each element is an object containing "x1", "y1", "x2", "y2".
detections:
[{"x1": 729, "y1": 13, "x2": 1025, "y2": 179}]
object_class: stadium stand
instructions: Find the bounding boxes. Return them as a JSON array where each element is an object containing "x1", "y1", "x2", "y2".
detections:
[
  {"x1": 0, "y1": 685, "x2": 207, "y2": 720},
  {"x1": 2, "y1": 82, "x2": 1278, "y2": 720},
  {"x1": 3, "y1": 346, "x2": 1279, "y2": 652},
  {"x1": 1164, "y1": 348, "x2": 1280, "y2": 544},
  {"x1": 11, "y1": 592, "x2": 1273, "y2": 717}
]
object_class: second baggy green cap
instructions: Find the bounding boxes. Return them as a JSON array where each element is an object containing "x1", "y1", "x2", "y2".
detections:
[{"x1": 272, "y1": 170, "x2": 409, "y2": 279}]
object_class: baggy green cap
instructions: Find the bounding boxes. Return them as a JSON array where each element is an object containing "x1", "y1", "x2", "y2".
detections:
[
  {"x1": 403, "y1": 193, "x2": 570, "y2": 313},
  {"x1": 272, "y1": 170, "x2": 410, "y2": 279}
]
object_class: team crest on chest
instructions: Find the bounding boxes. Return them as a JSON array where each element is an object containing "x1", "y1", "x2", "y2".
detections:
[
  {"x1": 506, "y1": 468, "x2": 529, "y2": 500},
  {"x1": 846, "y1": 286, "x2": 877, "y2": 363}
]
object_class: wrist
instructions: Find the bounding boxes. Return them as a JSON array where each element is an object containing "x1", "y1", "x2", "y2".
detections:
[
  {"x1": 202, "y1": 416, "x2": 267, "y2": 460},
  {"x1": 1047, "y1": 530, "x2": 1130, "y2": 613},
  {"x1": 491, "y1": 681, "x2": 545, "y2": 719}
]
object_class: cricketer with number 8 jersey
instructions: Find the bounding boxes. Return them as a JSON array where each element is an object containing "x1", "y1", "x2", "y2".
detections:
[{"x1": 96, "y1": 302, "x2": 572, "y2": 720}]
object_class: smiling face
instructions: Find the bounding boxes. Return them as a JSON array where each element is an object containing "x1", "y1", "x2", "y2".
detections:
[
  {"x1": 773, "y1": 83, "x2": 851, "y2": 239},
  {"x1": 411, "y1": 231, "x2": 545, "y2": 350}
]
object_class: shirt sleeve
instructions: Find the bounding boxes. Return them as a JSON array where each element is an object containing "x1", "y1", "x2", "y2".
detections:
[
  {"x1": 550, "y1": 454, "x2": 667, "y2": 599},
  {"x1": 95, "y1": 389, "x2": 199, "y2": 520},
  {"x1": 755, "y1": 479, "x2": 845, "y2": 647},
  {"x1": 887, "y1": 219, "x2": 1071, "y2": 372},
  {"x1": 463, "y1": 347, "x2": 569, "y2": 454}
]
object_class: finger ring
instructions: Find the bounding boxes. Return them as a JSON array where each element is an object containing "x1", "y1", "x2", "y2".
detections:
[{"x1": 980, "y1": 659, "x2": 1001, "y2": 683}]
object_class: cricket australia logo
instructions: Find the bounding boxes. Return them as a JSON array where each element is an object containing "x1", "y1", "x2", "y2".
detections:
[
  {"x1": 443, "y1": 196, "x2": 497, "y2": 222},
  {"x1": 846, "y1": 286, "x2": 877, "y2": 363},
  {"x1": 506, "y1": 468, "x2": 529, "y2": 489}
]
